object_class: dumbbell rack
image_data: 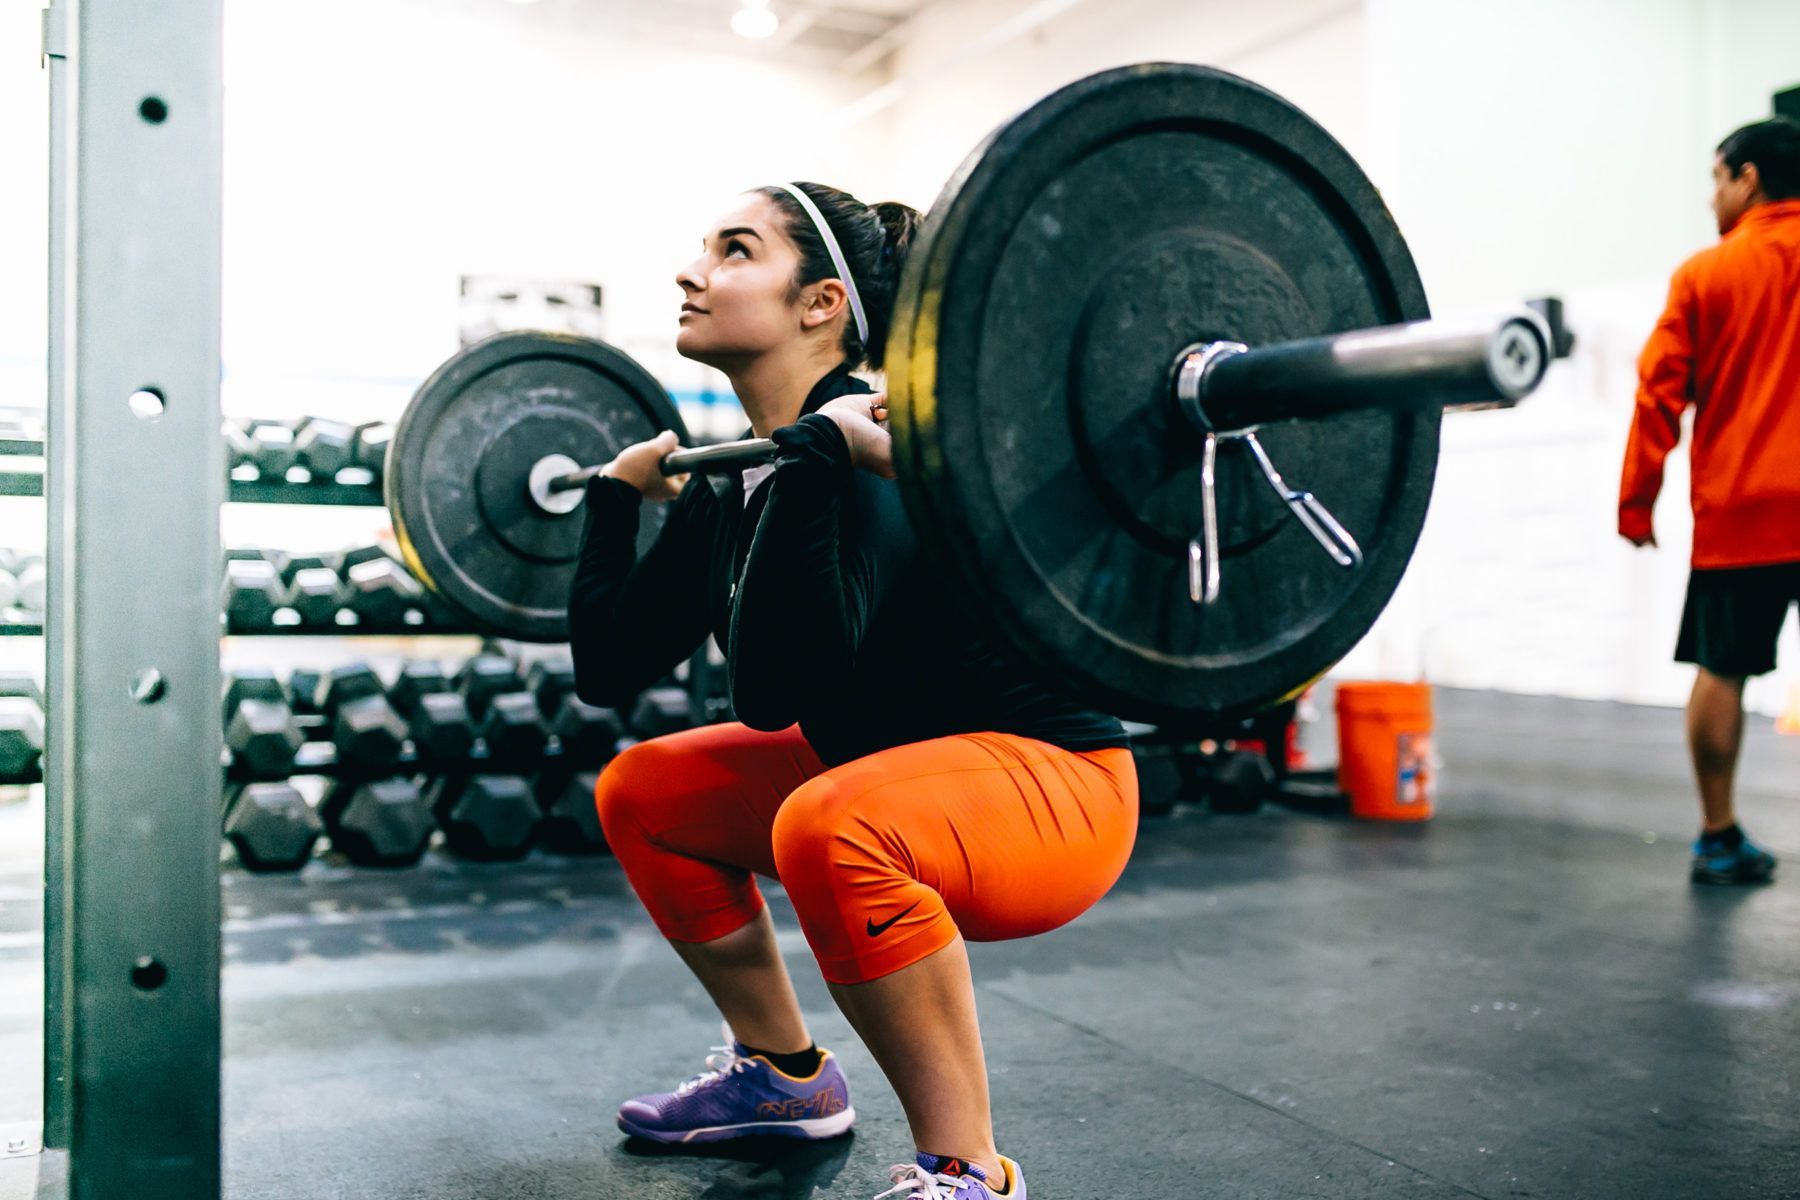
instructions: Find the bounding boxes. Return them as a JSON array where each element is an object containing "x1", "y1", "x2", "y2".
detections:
[
  {"x1": 0, "y1": 467, "x2": 385, "y2": 506},
  {"x1": 3, "y1": 412, "x2": 730, "y2": 771},
  {"x1": 0, "y1": 415, "x2": 390, "y2": 495},
  {"x1": 2, "y1": 422, "x2": 733, "y2": 739},
  {"x1": 0, "y1": 739, "x2": 609, "y2": 789},
  {"x1": 221, "y1": 476, "x2": 385, "y2": 506},
  {"x1": 0, "y1": 417, "x2": 444, "y2": 637}
]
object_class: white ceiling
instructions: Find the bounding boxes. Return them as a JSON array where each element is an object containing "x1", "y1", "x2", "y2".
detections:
[{"x1": 483, "y1": 0, "x2": 944, "y2": 71}]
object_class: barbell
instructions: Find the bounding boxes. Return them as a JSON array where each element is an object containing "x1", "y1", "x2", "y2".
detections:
[{"x1": 385, "y1": 63, "x2": 1554, "y2": 725}]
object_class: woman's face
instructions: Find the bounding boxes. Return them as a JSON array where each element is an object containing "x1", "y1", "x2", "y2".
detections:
[{"x1": 675, "y1": 193, "x2": 808, "y2": 368}]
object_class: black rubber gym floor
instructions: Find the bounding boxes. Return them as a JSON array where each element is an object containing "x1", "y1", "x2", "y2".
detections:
[{"x1": 2, "y1": 687, "x2": 1797, "y2": 1198}]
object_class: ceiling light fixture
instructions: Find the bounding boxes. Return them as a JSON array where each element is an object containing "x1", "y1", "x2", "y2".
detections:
[{"x1": 731, "y1": 1, "x2": 779, "y2": 39}]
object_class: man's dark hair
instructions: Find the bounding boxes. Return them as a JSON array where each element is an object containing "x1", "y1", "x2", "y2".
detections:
[{"x1": 1717, "y1": 116, "x2": 1800, "y2": 200}]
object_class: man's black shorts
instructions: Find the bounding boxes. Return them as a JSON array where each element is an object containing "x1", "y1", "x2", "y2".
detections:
[{"x1": 1675, "y1": 560, "x2": 1800, "y2": 678}]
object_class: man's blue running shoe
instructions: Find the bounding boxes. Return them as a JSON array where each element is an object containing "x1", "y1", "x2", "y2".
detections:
[
  {"x1": 1691, "y1": 832, "x2": 1777, "y2": 885},
  {"x1": 616, "y1": 1022, "x2": 855, "y2": 1144}
]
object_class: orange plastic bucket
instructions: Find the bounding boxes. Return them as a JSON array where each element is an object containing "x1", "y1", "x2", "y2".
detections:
[{"x1": 1335, "y1": 681, "x2": 1435, "y2": 821}]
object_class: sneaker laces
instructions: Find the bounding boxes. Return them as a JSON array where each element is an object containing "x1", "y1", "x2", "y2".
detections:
[
  {"x1": 874, "y1": 1162, "x2": 988, "y2": 1200},
  {"x1": 673, "y1": 1020, "x2": 756, "y2": 1097}
]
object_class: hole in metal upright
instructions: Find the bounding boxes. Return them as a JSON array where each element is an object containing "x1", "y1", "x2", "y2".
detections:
[
  {"x1": 129, "y1": 669, "x2": 166, "y2": 704},
  {"x1": 130, "y1": 957, "x2": 167, "y2": 991},
  {"x1": 128, "y1": 388, "x2": 164, "y2": 421}
]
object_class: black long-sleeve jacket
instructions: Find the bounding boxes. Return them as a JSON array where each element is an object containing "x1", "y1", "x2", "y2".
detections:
[{"x1": 568, "y1": 364, "x2": 1127, "y2": 767}]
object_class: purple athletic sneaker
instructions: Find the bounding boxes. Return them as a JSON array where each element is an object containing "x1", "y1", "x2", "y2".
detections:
[
  {"x1": 875, "y1": 1153, "x2": 1026, "y2": 1199},
  {"x1": 616, "y1": 1022, "x2": 855, "y2": 1144}
]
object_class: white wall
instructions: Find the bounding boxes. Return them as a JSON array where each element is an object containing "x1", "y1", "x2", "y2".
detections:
[
  {"x1": 218, "y1": 0, "x2": 863, "y2": 416},
  {"x1": 1340, "y1": 0, "x2": 1800, "y2": 718},
  {"x1": 0, "y1": 3, "x2": 51, "y2": 679},
  {"x1": 859, "y1": 0, "x2": 1370, "y2": 209},
  {"x1": 0, "y1": 6, "x2": 48, "y2": 387}
]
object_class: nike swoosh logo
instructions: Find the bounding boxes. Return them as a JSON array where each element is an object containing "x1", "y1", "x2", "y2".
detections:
[{"x1": 865, "y1": 901, "x2": 921, "y2": 937}]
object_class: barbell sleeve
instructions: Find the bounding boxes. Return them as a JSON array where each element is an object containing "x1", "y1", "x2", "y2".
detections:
[{"x1": 1176, "y1": 310, "x2": 1552, "y2": 433}]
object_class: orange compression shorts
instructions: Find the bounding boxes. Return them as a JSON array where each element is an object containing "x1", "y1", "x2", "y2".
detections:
[{"x1": 594, "y1": 722, "x2": 1138, "y2": 986}]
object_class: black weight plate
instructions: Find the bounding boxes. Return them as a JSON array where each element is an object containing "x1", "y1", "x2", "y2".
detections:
[
  {"x1": 387, "y1": 332, "x2": 686, "y2": 641},
  {"x1": 889, "y1": 63, "x2": 1434, "y2": 724}
]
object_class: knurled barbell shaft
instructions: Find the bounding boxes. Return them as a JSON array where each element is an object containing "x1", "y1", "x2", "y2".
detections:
[
  {"x1": 1178, "y1": 311, "x2": 1551, "y2": 434},
  {"x1": 660, "y1": 438, "x2": 779, "y2": 477},
  {"x1": 547, "y1": 437, "x2": 778, "y2": 495}
]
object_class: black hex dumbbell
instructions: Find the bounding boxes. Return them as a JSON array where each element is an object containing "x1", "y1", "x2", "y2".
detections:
[
  {"x1": 526, "y1": 659, "x2": 579, "y2": 717},
  {"x1": 0, "y1": 703, "x2": 44, "y2": 779},
  {"x1": 321, "y1": 776, "x2": 434, "y2": 867},
  {"x1": 549, "y1": 696, "x2": 625, "y2": 765},
  {"x1": 338, "y1": 558, "x2": 424, "y2": 627},
  {"x1": 309, "y1": 662, "x2": 407, "y2": 768},
  {"x1": 387, "y1": 662, "x2": 473, "y2": 763},
  {"x1": 352, "y1": 421, "x2": 392, "y2": 481},
  {"x1": 247, "y1": 420, "x2": 301, "y2": 478},
  {"x1": 0, "y1": 672, "x2": 43, "y2": 706},
  {"x1": 390, "y1": 661, "x2": 453, "y2": 716},
  {"x1": 224, "y1": 558, "x2": 288, "y2": 630},
  {"x1": 223, "y1": 667, "x2": 284, "y2": 717},
  {"x1": 226, "y1": 699, "x2": 306, "y2": 779},
  {"x1": 294, "y1": 418, "x2": 355, "y2": 480},
  {"x1": 222, "y1": 669, "x2": 305, "y2": 779},
  {"x1": 1202, "y1": 748, "x2": 1274, "y2": 815},
  {"x1": 0, "y1": 674, "x2": 46, "y2": 780},
  {"x1": 456, "y1": 654, "x2": 524, "y2": 721},
  {"x1": 224, "y1": 781, "x2": 323, "y2": 872},
  {"x1": 476, "y1": 692, "x2": 548, "y2": 765},
  {"x1": 315, "y1": 661, "x2": 385, "y2": 713},
  {"x1": 629, "y1": 686, "x2": 694, "y2": 740},
  {"x1": 277, "y1": 553, "x2": 331, "y2": 587},
  {"x1": 287, "y1": 666, "x2": 324, "y2": 717},
  {"x1": 534, "y1": 771, "x2": 607, "y2": 856},
  {"x1": 13, "y1": 557, "x2": 46, "y2": 615},
  {"x1": 333, "y1": 695, "x2": 410, "y2": 770},
  {"x1": 223, "y1": 418, "x2": 257, "y2": 472},
  {"x1": 338, "y1": 544, "x2": 392, "y2": 572},
  {"x1": 411, "y1": 691, "x2": 476, "y2": 763},
  {"x1": 285, "y1": 565, "x2": 345, "y2": 627},
  {"x1": 428, "y1": 773, "x2": 539, "y2": 860}
]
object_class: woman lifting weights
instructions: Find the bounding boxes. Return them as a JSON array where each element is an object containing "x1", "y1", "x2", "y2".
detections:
[{"x1": 570, "y1": 181, "x2": 1138, "y2": 1200}]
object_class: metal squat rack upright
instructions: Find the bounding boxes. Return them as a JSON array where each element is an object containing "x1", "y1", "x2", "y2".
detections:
[{"x1": 41, "y1": 1, "x2": 225, "y2": 1196}]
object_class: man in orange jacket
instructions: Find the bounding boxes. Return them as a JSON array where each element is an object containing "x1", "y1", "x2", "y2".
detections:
[{"x1": 1620, "y1": 116, "x2": 1800, "y2": 885}]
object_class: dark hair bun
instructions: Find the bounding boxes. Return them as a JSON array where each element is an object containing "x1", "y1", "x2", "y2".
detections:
[
  {"x1": 760, "y1": 183, "x2": 924, "y2": 372},
  {"x1": 873, "y1": 201, "x2": 923, "y2": 270}
]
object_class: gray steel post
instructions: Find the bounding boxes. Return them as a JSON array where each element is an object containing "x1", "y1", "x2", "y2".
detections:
[
  {"x1": 42, "y1": 0, "x2": 72, "y2": 1155},
  {"x1": 44, "y1": 0, "x2": 224, "y2": 1195}
]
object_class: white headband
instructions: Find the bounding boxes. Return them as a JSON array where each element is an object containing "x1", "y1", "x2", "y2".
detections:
[{"x1": 769, "y1": 183, "x2": 869, "y2": 348}]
